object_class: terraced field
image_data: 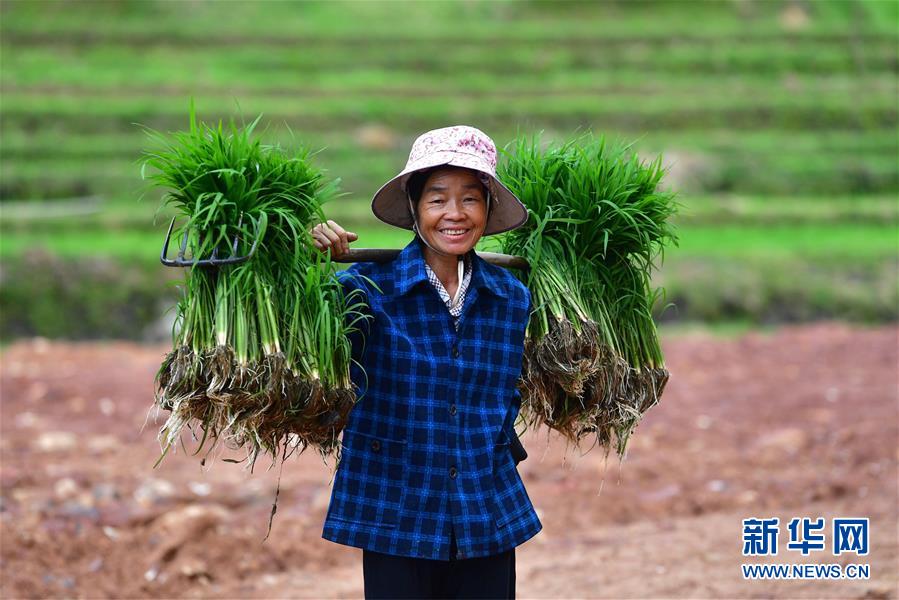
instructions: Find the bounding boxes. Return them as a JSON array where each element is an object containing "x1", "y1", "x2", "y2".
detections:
[{"x1": 1, "y1": 0, "x2": 896, "y2": 338}]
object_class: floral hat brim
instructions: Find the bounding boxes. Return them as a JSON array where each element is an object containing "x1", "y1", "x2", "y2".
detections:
[{"x1": 370, "y1": 126, "x2": 528, "y2": 236}]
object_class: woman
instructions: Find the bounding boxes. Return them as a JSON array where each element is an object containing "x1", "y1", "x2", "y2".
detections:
[{"x1": 311, "y1": 126, "x2": 541, "y2": 599}]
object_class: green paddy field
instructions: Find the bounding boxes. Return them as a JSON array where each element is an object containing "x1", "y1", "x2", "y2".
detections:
[{"x1": 1, "y1": 0, "x2": 896, "y2": 339}]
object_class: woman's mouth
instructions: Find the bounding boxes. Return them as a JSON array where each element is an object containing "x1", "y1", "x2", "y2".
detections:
[{"x1": 438, "y1": 228, "x2": 470, "y2": 241}]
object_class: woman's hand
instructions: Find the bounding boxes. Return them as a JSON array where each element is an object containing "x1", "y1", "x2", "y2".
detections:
[{"x1": 310, "y1": 220, "x2": 358, "y2": 260}]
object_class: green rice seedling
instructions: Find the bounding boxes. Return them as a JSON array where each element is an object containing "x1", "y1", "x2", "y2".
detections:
[
  {"x1": 497, "y1": 132, "x2": 680, "y2": 459},
  {"x1": 141, "y1": 105, "x2": 369, "y2": 474}
]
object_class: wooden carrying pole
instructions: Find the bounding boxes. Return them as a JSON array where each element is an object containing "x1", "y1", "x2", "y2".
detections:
[{"x1": 333, "y1": 248, "x2": 529, "y2": 271}]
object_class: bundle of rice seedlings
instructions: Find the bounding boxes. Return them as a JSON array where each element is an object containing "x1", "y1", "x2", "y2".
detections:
[
  {"x1": 496, "y1": 132, "x2": 681, "y2": 459},
  {"x1": 141, "y1": 106, "x2": 369, "y2": 475}
]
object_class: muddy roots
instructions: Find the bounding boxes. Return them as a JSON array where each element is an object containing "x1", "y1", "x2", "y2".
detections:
[
  {"x1": 153, "y1": 345, "x2": 357, "y2": 472},
  {"x1": 518, "y1": 319, "x2": 670, "y2": 460}
]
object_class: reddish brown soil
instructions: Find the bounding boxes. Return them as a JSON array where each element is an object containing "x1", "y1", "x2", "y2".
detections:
[{"x1": 1, "y1": 323, "x2": 896, "y2": 599}]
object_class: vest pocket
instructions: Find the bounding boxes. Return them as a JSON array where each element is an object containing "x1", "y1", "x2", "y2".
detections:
[{"x1": 327, "y1": 429, "x2": 408, "y2": 528}]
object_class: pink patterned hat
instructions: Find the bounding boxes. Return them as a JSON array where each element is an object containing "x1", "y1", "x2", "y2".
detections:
[{"x1": 371, "y1": 125, "x2": 528, "y2": 236}]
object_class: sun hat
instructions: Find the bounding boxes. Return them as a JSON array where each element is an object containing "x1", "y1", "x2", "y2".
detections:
[{"x1": 371, "y1": 125, "x2": 529, "y2": 236}]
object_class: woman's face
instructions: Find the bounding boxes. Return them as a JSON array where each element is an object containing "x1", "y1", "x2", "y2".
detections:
[{"x1": 415, "y1": 167, "x2": 488, "y2": 256}]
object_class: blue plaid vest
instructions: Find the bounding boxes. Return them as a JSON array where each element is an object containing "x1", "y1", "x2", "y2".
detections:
[{"x1": 321, "y1": 236, "x2": 542, "y2": 561}]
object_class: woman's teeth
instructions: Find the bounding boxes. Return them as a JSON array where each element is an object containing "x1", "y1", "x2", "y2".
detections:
[{"x1": 440, "y1": 229, "x2": 469, "y2": 237}]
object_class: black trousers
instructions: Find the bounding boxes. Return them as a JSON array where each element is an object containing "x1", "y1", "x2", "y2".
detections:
[{"x1": 362, "y1": 527, "x2": 515, "y2": 599}]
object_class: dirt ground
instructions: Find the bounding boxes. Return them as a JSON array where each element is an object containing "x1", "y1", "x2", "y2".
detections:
[{"x1": 1, "y1": 322, "x2": 896, "y2": 599}]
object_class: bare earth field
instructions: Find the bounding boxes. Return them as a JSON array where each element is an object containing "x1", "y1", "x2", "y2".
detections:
[{"x1": 1, "y1": 323, "x2": 896, "y2": 599}]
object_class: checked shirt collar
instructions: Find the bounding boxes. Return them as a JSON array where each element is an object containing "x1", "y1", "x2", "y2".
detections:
[
  {"x1": 424, "y1": 253, "x2": 471, "y2": 330},
  {"x1": 394, "y1": 237, "x2": 509, "y2": 304}
]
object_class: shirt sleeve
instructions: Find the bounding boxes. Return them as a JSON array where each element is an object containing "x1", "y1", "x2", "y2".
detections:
[
  {"x1": 504, "y1": 388, "x2": 522, "y2": 435},
  {"x1": 504, "y1": 283, "x2": 531, "y2": 463},
  {"x1": 524, "y1": 285, "x2": 533, "y2": 321},
  {"x1": 335, "y1": 265, "x2": 373, "y2": 387},
  {"x1": 504, "y1": 388, "x2": 528, "y2": 464}
]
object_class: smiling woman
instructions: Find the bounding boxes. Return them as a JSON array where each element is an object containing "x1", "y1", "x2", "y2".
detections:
[
  {"x1": 404, "y1": 166, "x2": 489, "y2": 298},
  {"x1": 311, "y1": 125, "x2": 535, "y2": 599}
]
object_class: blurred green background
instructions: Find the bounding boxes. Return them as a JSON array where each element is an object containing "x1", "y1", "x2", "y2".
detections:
[{"x1": 1, "y1": 0, "x2": 896, "y2": 340}]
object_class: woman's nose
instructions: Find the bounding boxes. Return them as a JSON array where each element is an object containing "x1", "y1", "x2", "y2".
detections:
[{"x1": 445, "y1": 198, "x2": 466, "y2": 218}]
